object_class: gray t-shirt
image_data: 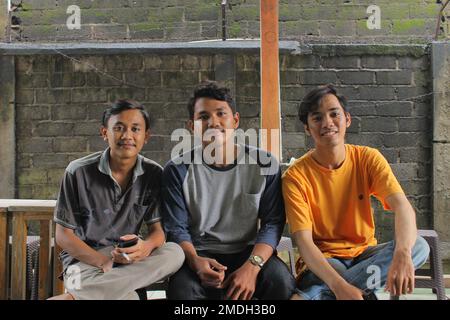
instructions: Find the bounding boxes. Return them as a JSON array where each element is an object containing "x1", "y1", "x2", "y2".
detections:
[
  {"x1": 54, "y1": 148, "x2": 162, "y2": 270},
  {"x1": 162, "y1": 145, "x2": 285, "y2": 254}
]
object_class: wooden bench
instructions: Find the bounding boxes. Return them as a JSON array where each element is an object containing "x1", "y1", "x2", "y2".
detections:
[{"x1": 0, "y1": 199, "x2": 64, "y2": 300}]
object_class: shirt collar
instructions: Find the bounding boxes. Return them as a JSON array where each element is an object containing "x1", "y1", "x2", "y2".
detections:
[{"x1": 98, "y1": 148, "x2": 145, "y2": 183}]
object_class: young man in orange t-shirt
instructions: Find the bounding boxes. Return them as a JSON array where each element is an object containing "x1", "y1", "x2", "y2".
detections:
[{"x1": 282, "y1": 85, "x2": 429, "y2": 300}]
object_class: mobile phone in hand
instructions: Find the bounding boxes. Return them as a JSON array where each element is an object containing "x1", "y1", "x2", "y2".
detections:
[
  {"x1": 113, "y1": 237, "x2": 138, "y2": 267},
  {"x1": 118, "y1": 237, "x2": 138, "y2": 248}
]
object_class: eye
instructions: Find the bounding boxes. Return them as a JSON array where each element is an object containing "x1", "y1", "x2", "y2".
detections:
[
  {"x1": 132, "y1": 127, "x2": 141, "y2": 132},
  {"x1": 312, "y1": 116, "x2": 321, "y2": 122},
  {"x1": 199, "y1": 114, "x2": 209, "y2": 120},
  {"x1": 217, "y1": 111, "x2": 225, "y2": 117},
  {"x1": 113, "y1": 125, "x2": 124, "y2": 132},
  {"x1": 331, "y1": 111, "x2": 339, "y2": 118}
]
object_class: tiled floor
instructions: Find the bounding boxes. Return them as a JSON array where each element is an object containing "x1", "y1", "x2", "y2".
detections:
[{"x1": 375, "y1": 288, "x2": 449, "y2": 300}]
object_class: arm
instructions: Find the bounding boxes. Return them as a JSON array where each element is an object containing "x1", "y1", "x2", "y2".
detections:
[
  {"x1": 384, "y1": 192, "x2": 417, "y2": 295},
  {"x1": 55, "y1": 224, "x2": 113, "y2": 272},
  {"x1": 292, "y1": 230, "x2": 363, "y2": 300}
]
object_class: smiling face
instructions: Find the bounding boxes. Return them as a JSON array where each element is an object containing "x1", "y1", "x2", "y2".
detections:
[
  {"x1": 189, "y1": 97, "x2": 240, "y2": 149},
  {"x1": 305, "y1": 94, "x2": 351, "y2": 149},
  {"x1": 101, "y1": 109, "x2": 149, "y2": 161}
]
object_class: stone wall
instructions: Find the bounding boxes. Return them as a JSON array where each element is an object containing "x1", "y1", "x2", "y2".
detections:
[
  {"x1": 4, "y1": 0, "x2": 449, "y2": 43},
  {"x1": 8, "y1": 43, "x2": 432, "y2": 242}
]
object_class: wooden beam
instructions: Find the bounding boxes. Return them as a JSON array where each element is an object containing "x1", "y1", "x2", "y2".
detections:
[
  {"x1": 38, "y1": 220, "x2": 51, "y2": 300},
  {"x1": 11, "y1": 212, "x2": 27, "y2": 300},
  {"x1": 260, "y1": 0, "x2": 281, "y2": 161},
  {"x1": 0, "y1": 208, "x2": 8, "y2": 300}
]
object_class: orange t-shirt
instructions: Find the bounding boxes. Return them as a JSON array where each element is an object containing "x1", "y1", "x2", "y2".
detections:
[{"x1": 282, "y1": 144, "x2": 404, "y2": 259}]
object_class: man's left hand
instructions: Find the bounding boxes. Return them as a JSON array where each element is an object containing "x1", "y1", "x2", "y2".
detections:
[
  {"x1": 385, "y1": 249, "x2": 415, "y2": 296},
  {"x1": 222, "y1": 263, "x2": 259, "y2": 300}
]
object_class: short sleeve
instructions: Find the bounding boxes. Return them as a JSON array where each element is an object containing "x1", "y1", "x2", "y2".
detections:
[
  {"x1": 282, "y1": 172, "x2": 313, "y2": 233},
  {"x1": 367, "y1": 148, "x2": 404, "y2": 210},
  {"x1": 53, "y1": 170, "x2": 79, "y2": 229}
]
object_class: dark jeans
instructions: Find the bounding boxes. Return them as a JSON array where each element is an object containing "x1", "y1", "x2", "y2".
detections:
[{"x1": 168, "y1": 246, "x2": 296, "y2": 300}]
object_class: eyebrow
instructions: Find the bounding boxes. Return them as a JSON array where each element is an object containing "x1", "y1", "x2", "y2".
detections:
[
  {"x1": 198, "y1": 107, "x2": 227, "y2": 114},
  {"x1": 113, "y1": 121, "x2": 142, "y2": 126},
  {"x1": 311, "y1": 107, "x2": 341, "y2": 116}
]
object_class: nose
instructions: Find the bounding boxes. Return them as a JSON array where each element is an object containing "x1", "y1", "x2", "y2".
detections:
[
  {"x1": 121, "y1": 127, "x2": 133, "y2": 139},
  {"x1": 322, "y1": 114, "x2": 334, "y2": 128},
  {"x1": 208, "y1": 115, "x2": 220, "y2": 128}
]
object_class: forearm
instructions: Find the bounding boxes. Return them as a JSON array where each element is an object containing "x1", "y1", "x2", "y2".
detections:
[
  {"x1": 293, "y1": 232, "x2": 347, "y2": 292},
  {"x1": 179, "y1": 241, "x2": 199, "y2": 269},
  {"x1": 250, "y1": 243, "x2": 274, "y2": 262},
  {"x1": 56, "y1": 228, "x2": 109, "y2": 268},
  {"x1": 387, "y1": 194, "x2": 417, "y2": 252},
  {"x1": 143, "y1": 229, "x2": 165, "y2": 253},
  {"x1": 395, "y1": 210, "x2": 416, "y2": 252}
]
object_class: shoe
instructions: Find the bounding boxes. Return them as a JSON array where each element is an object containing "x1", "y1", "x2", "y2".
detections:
[{"x1": 363, "y1": 291, "x2": 378, "y2": 300}]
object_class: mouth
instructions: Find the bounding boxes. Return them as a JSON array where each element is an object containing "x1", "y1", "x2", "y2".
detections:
[
  {"x1": 321, "y1": 131, "x2": 338, "y2": 137},
  {"x1": 117, "y1": 142, "x2": 136, "y2": 148}
]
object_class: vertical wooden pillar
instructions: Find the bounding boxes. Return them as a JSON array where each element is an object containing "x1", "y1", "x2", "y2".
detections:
[
  {"x1": 0, "y1": 208, "x2": 8, "y2": 300},
  {"x1": 260, "y1": 0, "x2": 281, "y2": 161},
  {"x1": 11, "y1": 212, "x2": 27, "y2": 299},
  {"x1": 38, "y1": 220, "x2": 51, "y2": 300}
]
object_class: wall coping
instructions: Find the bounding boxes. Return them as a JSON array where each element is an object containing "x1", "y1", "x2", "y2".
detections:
[{"x1": 0, "y1": 40, "x2": 430, "y2": 56}]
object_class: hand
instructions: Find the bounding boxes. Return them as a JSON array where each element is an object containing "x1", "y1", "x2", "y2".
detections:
[
  {"x1": 385, "y1": 249, "x2": 415, "y2": 296},
  {"x1": 97, "y1": 255, "x2": 113, "y2": 273},
  {"x1": 333, "y1": 281, "x2": 364, "y2": 300},
  {"x1": 191, "y1": 256, "x2": 227, "y2": 288},
  {"x1": 222, "y1": 262, "x2": 259, "y2": 300},
  {"x1": 111, "y1": 234, "x2": 152, "y2": 265}
]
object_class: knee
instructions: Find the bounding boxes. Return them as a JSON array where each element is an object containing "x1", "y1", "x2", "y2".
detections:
[
  {"x1": 260, "y1": 257, "x2": 297, "y2": 299},
  {"x1": 162, "y1": 242, "x2": 185, "y2": 272},
  {"x1": 412, "y1": 236, "x2": 430, "y2": 268}
]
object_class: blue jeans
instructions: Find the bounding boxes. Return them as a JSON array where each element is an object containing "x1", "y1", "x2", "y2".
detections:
[{"x1": 296, "y1": 236, "x2": 430, "y2": 300}]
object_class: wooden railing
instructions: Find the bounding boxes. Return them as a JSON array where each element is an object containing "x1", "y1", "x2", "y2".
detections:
[{"x1": 0, "y1": 199, "x2": 64, "y2": 300}]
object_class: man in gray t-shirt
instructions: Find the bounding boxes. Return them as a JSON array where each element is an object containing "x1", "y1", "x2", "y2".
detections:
[
  {"x1": 49, "y1": 100, "x2": 184, "y2": 300},
  {"x1": 162, "y1": 81, "x2": 296, "y2": 300}
]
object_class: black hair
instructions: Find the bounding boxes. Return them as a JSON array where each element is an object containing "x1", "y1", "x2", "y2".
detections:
[
  {"x1": 298, "y1": 84, "x2": 348, "y2": 125},
  {"x1": 102, "y1": 99, "x2": 151, "y2": 130},
  {"x1": 187, "y1": 81, "x2": 236, "y2": 119}
]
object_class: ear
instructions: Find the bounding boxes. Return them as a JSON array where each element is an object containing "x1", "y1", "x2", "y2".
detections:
[
  {"x1": 304, "y1": 124, "x2": 311, "y2": 136},
  {"x1": 345, "y1": 112, "x2": 352, "y2": 128},
  {"x1": 233, "y1": 112, "x2": 240, "y2": 129},
  {"x1": 187, "y1": 119, "x2": 194, "y2": 133},
  {"x1": 100, "y1": 126, "x2": 108, "y2": 141},
  {"x1": 144, "y1": 129, "x2": 151, "y2": 144}
]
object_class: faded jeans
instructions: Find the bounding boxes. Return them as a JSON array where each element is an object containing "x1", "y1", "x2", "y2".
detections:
[{"x1": 296, "y1": 236, "x2": 430, "y2": 300}]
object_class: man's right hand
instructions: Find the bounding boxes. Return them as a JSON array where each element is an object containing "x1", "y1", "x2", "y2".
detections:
[
  {"x1": 332, "y1": 281, "x2": 364, "y2": 300},
  {"x1": 191, "y1": 256, "x2": 227, "y2": 288}
]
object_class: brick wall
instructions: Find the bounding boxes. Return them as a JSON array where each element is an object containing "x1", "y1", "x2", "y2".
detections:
[
  {"x1": 14, "y1": 45, "x2": 432, "y2": 241},
  {"x1": 5, "y1": 0, "x2": 449, "y2": 43}
]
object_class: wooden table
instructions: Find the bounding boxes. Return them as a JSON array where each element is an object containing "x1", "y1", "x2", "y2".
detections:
[{"x1": 0, "y1": 199, "x2": 64, "y2": 300}]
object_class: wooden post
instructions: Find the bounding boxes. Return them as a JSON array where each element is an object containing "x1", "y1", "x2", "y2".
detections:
[
  {"x1": 0, "y1": 208, "x2": 8, "y2": 300},
  {"x1": 38, "y1": 220, "x2": 51, "y2": 299},
  {"x1": 11, "y1": 212, "x2": 27, "y2": 300},
  {"x1": 260, "y1": 0, "x2": 281, "y2": 161},
  {"x1": 53, "y1": 241, "x2": 64, "y2": 296}
]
